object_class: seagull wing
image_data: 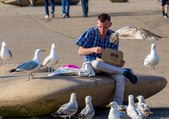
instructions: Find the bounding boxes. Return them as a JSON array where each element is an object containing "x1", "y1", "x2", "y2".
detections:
[
  {"x1": 110, "y1": 26, "x2": 164, "y2": 42},
  {"x1": 16, "y1": 61, "x2": 39, "y2": 71},
  {"x1": 8, "y1": 49, "x2": 12, "y2": 58},
  {"x1": 144, "y1": 54, "x2": 150, "y2": 66},
  {"x1": 140, "y1": 28, "x2": 164, "y2": 40},
  {"x1": 42, "y1": 56, "x2": 51, "y2": 67},
  {"x1": 57, "y1": 103, "x2": 77, "y2": 115},
  {"x1": 79, "y1": 107, "x2": 95, "y2": 119}
]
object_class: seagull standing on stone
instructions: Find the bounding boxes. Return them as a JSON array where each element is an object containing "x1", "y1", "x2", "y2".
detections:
[
  {"x1": 42, "y1": 43, "x2": 58, "y2": 72},
  {"x1": 0, "y1": 41, "x2": 12, "y2": 65},
  {"x1": 10, "y1": 49, "x2": 45, "y2": 80},
  {"x1": 110, "y1": 26, "x2": 163, "y2": 43},
  {"x1": 127, "y1": 94, "x2": 143, "y2": 119},
  {"x1": 136, "y1": 95, "x2": 153, "y2": 118},
  {"x1": 51, "y1": 92, "x2": 78, "y2": 119},
  {"x1": 144, "y1": 44, "x2": 159, "y2": 75},
  {"x1": 78, "y1": 96, "x2": 95, "y2": 119}
]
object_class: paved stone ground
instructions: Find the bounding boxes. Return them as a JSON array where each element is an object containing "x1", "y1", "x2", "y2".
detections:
[{"x1": 0, "y1": 0, "x2": 169, "y2": 118}]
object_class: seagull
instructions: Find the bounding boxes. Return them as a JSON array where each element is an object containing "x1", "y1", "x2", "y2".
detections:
[
  {"x1": 110, "y1": 26, "x2": 163, "y2": 43},
  {"x1": 51, "y1": 92, "x2": 78, "y2": 119},
  {"x1": 106, "y1": 101, "x2": 130, "y2": 119},
  {"x1": 10, "y1": 49, "x2": 45, "y2": 80},
  {"x1": 78, "y1": 96, "x2": 95, "y2": 119},
  {"x1": 144, "y1": 44, "x2": 159, "y2": 75},
  {"x1": 0, "y1": 41, "x2": 12, "y2": 65},
  {"x1": 136, "y1": 95, "x2": 153, "y2": 118},
  {"x1": 42, "y1": 43, "x2": 58, "y2": 72},
  {"x1": 106, "y1": 101, "x2": 121, "y2": 119},
  {"x1": 127, "y1": 94, "x2": 143, "y2": 119}
]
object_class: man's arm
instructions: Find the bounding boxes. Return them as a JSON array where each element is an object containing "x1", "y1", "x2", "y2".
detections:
[{"x1": 78, "y1": 46, "x2": 102, "y2": 56}]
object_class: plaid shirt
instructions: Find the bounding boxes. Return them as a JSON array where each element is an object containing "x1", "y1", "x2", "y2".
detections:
[{"x1": 76, "y1": 27, "x2": 119, "y2": 62}]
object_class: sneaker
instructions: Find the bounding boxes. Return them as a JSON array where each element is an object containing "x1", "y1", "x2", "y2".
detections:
[
  {"x1": 45, "y1": 15, "x2": 49, "y2": 19},
  {"x1": 78, "y1": 62, "x2": 95, "y2": 77},
  {"x1": 123, "y1": 70, "x2": 138, "y2": 84},
  {"x1": 62, "y1": 14, "x2": 66, "y2": 18}
]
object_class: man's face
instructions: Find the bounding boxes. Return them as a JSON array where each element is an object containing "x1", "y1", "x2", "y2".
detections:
[{"x1": 97, "y1": 20, "x2": 112, "y2": 37}]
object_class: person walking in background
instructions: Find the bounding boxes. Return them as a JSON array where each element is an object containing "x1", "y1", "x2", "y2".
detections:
[
  {"x1": 81, "y1": 0, "x2": 89, "y2": 17},
  {"x1": 44, "y1": 0, "x2": 55, "y2": 19},
  {"x1": 158, "y1": 0, "x2": 169, "y2": 18},
  {"x1": 62, "y1": 0, "x2": 70, "y2": 18}
]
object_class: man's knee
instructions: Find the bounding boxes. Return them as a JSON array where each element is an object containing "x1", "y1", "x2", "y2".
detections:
[
  {"x1": 114, "y1": 74, "x2": 125, "y2": 83},
  {"x1": 91, "y1": 60, "x2": 101, "y2": 69}
]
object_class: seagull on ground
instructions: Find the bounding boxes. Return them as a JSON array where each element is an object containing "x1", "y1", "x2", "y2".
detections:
[
  {"x1": 10, "y1": 49, "x2": 45, "y2": 80},
  {"x1": 110, "y1": 26, "x2": 163, "y2": 43},
  {"x1": 0, "y1": 41, "x2": 12, "y2": 65},
  {"x1": 51, "y1": 92, "x2": 78, "y2": 119},
  {"x1": 78, "y1": 96, "x2": 95, "y2": 119},
  {"x1": 107, "y1": 101, "x2": 121, "y2": 119},
  {"x1": 42, "y1": 43, "x2": 58, "y2": 72},
  {"x1": 144, "y1": 44, "x2": 159, "y2": 75},
  {"x1": 127, "y1": 94, "x2": 143, "y2": 119},
  {"x1": 136, "y1": 95, "x2": 153, "y2": 118},
  {"x1": 107, "y1": 101, "x2": 130, "y2": 119}
]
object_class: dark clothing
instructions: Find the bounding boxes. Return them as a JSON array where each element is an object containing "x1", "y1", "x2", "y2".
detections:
[
  {"x1": 81, "y1": 0, "x2": 89, "y2": 17},
  {"x1": 160, "y1": 0, "x2": 169, "y2": 5},
  {"x1": 44, "y1": 0, "x2": 55, "y2": 15},
  {"x1": 62, "y1": 0, "x2": 70, "y2": 16}
]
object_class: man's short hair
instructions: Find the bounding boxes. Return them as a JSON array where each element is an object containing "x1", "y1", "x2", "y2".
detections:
[{"x1": 98, "y1": 13, "x2": 111, "y2": 23}]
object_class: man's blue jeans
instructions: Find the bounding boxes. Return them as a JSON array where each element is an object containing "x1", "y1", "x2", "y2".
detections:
[
  {"x1": 62, "y1": 0, "x2": 70, "y2": 16},
  {"x1": 81, "y1": 0, "x2": 88, "y2": 17},
  {"x1": 44, "y1": 0, "x2": 55, "y2": 16}
]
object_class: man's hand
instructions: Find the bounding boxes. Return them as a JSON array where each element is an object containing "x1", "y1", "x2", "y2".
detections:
[
  {"x1": 120, "y1": 59, "x2": 125, "y2": 67},
  {"x1": 92, "y1": 47, "x2": 102, "y2": 54}
]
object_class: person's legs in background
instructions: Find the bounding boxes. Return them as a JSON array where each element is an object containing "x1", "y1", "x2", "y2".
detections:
[
  {"x1": 65, "y1": 0, "x2": 70, "y2": 17},
  {"x1": 85, "y1": 0, "x2": 89, "y2": 17},
  {"x1": 50, "y1": 0, "x2": 55, "y2": 18},
  {"x1": 44, "y1": 0, "x2": 49, "y2": 19},
  {"x1": 62, "y1": 0, "x2": 70, "y2": 18},
  {"x1": 81, "y1": 0, "x2": 88, "y2": 17},
  {"x1": 62, "y1": 0, "x2": 66, "y2": 18},
  {"x1": 29, "y1": 0, "x2": 34, "y2": 6},
  {"x1": 161, "y1": 0, "x2": 169, "y2": 18}
]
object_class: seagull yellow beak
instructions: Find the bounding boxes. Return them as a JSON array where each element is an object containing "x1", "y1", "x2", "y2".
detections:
[{"x1": 106, "y1": 104, "x2": 111, "y2": 108}]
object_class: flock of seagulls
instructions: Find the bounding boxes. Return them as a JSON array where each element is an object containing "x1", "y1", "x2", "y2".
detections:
[
  {"x1": 0, "y1": 42, "x2": 59, "y2": 80},
  {"x1": 10, "y1": 49, "x2": 45, "y2": 80},
  {"x1": 50, "y1": 93, "x2": 152, "y2": 119},
  {"x1": 107, "y1": 94, "x2": 152, "y2": 119},
  {"x1": 109, "y1": 26, "x2": 161, "y2": 75},
  {"x1": 51, "y1": 93, "x2": 95, "y2": 119}
]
